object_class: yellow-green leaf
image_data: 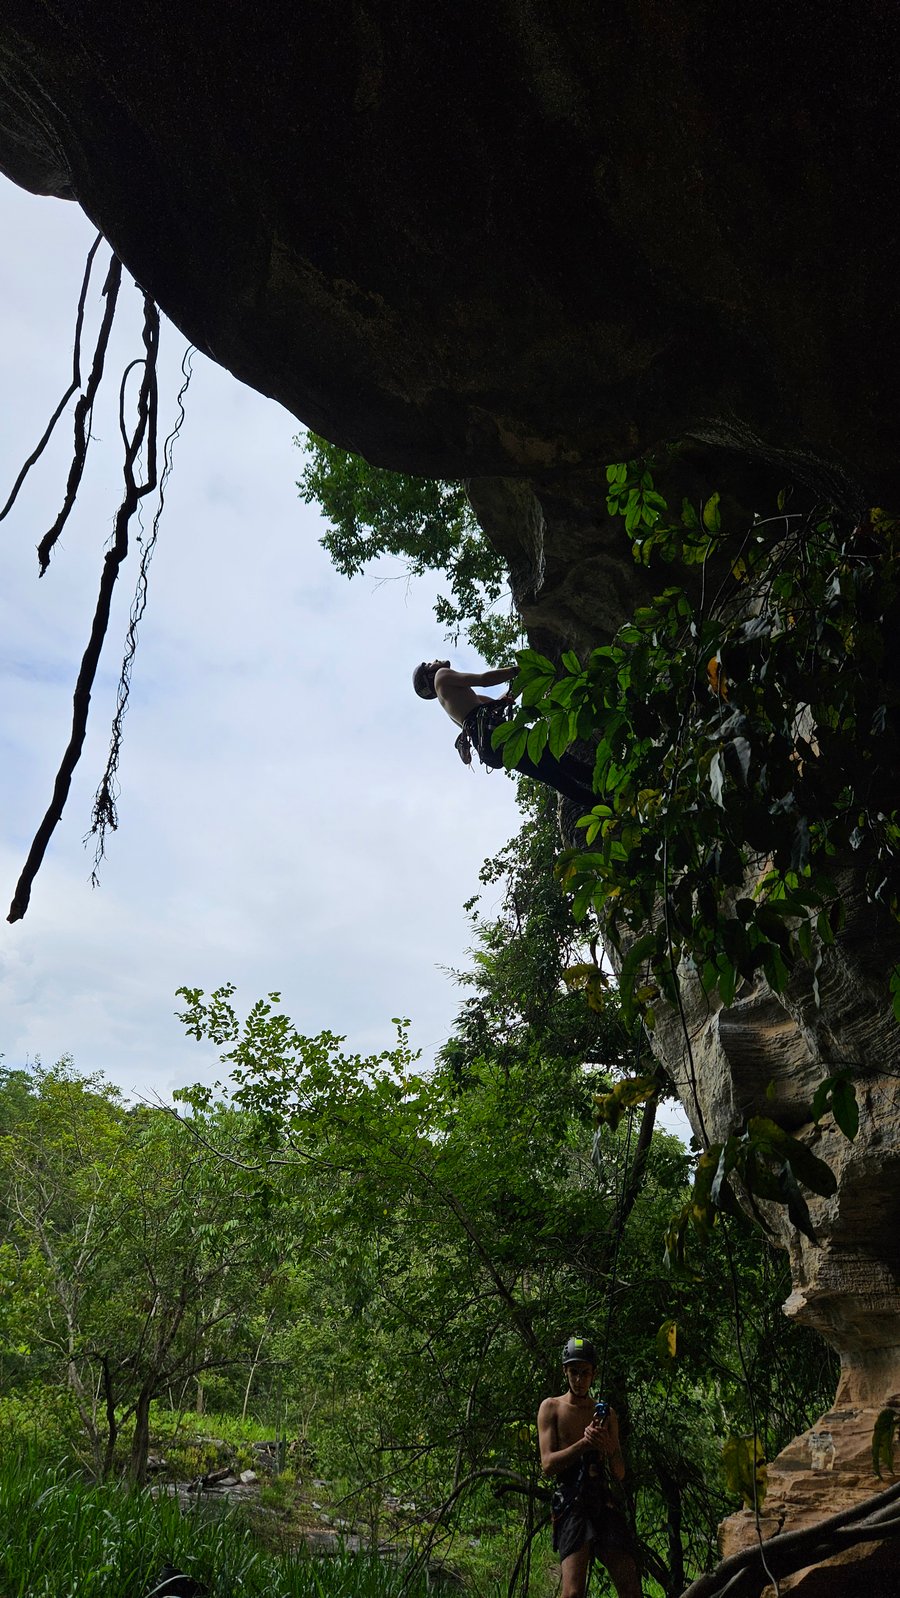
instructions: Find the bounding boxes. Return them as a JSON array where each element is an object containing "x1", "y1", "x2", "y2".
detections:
[
  {"x1": 702, "y1": 492, "x2": 722, "y2": 535},
  {"x1": 655, "y1": 1319, "x2": 677, "y2": 1367},
  {"x1": 722, "y1": 1433, "x2": 767, "y2": 1508}
]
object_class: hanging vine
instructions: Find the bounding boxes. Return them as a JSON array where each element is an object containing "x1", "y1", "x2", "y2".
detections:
[{"x1": 2, "y1": 235, "x2": 192, "y2": 920}]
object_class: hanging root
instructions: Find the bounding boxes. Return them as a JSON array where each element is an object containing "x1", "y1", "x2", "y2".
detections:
[
  {"x1": 37, "y1": 252, "x2": 123, "y2": 575},
  {"x1": 88, "y1": 344, "x2": 195, "y2": 878},
  {"x1": 0, "y1": 231, "x2": 103, "y2": 525},
  {"x1": 7, "y1": 294, "x2": 160, "y2": 923}
]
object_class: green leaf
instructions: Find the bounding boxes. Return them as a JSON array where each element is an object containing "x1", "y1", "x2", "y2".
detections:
[
  {"x1": 810, "y1": 1077, "x2": 833, "y2": 1123},
  {"x1": 778, "y1": 1162, "x2": 819, "y2": 1244},
  {"x1": 702, "y1": 492, "x2": 722, "y2": 535},
  {"x1": 550, "y1": 675, "x2": 580, "y2": 707},
  {"x1": 521, "y1": 675, "x2": 554, "y2": 706},
  {"x1": 762, "y1": 943, "x2": 791, "y2": 993},
  {"x1": 664, "y1": 1206, "x2": 689, "y2": 1274},
  {"x1": 691, "y1": 1145, "x2": 725, "y2": 1237},
  {"x1": 873, "y1": 1408, "x2": 898, "y2": 1478},
  {"x1": 681, "y1": 497, "x2": 700, "y2": 531},
  {"x1": 721, "y1": 1434, "x2": 767, "y2": 1508},
  {"x1": 831, "y1": 1076, "x2": 859, "y2": 1140},
  {"x1": 516, "y1": 648, "x2": 556, "y2": 672},
  {"x1": 561, "y1": 650, "x2": 581, "y2": 673},
  {"x1": 655, "y1": 1319, "x2": 677, "y2": 1367},
  {"x1": 747, "y1": 1117, "x2": 837, "y2": 1197},
  {"x1": 549, "y1": 709, "x2": 574, "y2": 759},
  {"x1": 717, "y1": 957, "x2": 737, "y2": 1008},
  {"x1": 617, "y1": 932, "x2": 658, "y2": 1024},
  {"x1": 527, "y1": 722, "x2": 549, "y2": 764},
  {"x1": 502, "y1": 727, "x2": 528, "y2": 770}
]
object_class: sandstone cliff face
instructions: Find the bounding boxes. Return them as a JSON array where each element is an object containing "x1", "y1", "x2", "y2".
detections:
[
  {"x1": 474, "y1": 470, "x2": 900, "y2": 1589},
  {"x1": 2, "y1": 4, "x2": 900, "y2": 1585}
]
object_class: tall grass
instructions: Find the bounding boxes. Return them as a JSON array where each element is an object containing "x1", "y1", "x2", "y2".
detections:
[{"x1": 0, "y1": 1444, "x2": 432, "y2": 1598}]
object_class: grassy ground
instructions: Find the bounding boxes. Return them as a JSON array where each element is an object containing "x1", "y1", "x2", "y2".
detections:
[
  {"x1": 0, "y1": 1399, "x2": 574, "y2": 1597},
  {"x1": 0, "y1": 1445, "x2": 436, "y2": 1598}
]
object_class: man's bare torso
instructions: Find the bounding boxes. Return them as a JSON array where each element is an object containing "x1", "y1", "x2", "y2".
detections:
[
  {"x1": 544, "y1": 1393, "x2": 597, "y2": 1457},
  {"x1": 433, "y1": 667, "x2": 495, "y2": 727}
]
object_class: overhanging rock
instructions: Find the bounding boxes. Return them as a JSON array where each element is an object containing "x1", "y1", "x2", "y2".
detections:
[{"x1": 0, "y1": 3, "x2": 899, "y2": 494}]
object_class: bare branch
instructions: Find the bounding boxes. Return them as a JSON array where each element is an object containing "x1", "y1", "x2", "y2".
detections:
[{"x1": 679, "y1": 1478, "x2": 900, "y2": 1598}]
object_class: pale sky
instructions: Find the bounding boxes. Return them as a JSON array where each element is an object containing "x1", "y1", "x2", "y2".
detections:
[
  {"x1": 0, "y1": 177, "x2": 690, "y2": 1142},
  {"x1": 0, "y1": 178, "x2": 519, "y2": 1099}
]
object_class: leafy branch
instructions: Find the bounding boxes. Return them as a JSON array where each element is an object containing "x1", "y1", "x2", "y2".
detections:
[{"x1": 496, "y1": 467, "x2": 900, "y2": 1037}]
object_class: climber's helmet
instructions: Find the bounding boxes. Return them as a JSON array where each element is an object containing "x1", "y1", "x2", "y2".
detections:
[{"x1": 562, "y1": 1335, "x2": 597, "y2": 1370}]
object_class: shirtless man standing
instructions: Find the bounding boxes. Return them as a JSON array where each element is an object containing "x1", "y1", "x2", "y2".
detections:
[
  {"x1": 412, "y1": 659, "x2": 596, "y2": 810},
  {"x1": 537, "y1": 1337, "x2": 642, "y2": 1598}
]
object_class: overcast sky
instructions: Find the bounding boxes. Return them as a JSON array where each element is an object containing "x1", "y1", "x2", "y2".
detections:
[{"x1": 0, "y1": 178, "x2": 520, "y2": 1100}]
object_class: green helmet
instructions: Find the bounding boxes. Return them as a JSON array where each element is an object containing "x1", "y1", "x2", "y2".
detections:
[{"x1": 562, "y1": 1335, "x2": 597, "y2": 1367}]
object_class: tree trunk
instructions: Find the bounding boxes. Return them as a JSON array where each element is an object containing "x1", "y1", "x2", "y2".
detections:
[
  {"x1": 100, "y1": 1355, "x2": 118, "y2": 1478},
  {"x1": 241, "y1": 1311, "x2": 273, "y2": 1422},
  {"x1": 129, "y1": 1384, "x2": 153, "y2": 1483},
  {"x1": 658, "y1": 1466, "x2": 685, "y2": 1597}
]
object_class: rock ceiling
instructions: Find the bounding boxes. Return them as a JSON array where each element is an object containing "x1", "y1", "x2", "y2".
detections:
[{"x1": 1, "y1": 2, "x2": 899, "y2": 495}]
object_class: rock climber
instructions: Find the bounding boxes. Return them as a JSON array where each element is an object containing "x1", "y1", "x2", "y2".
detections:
[{"x1": 412, "y1": 658, "x2": 595, "y2": 810}]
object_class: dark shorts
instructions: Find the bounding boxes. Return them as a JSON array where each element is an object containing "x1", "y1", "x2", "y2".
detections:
[
  {"x1": 454, "y1": 702, "x2": 508, "y2": 768},
  {"x1": 553, "y1": 1492, "x2": 635, "y2": 1563}
]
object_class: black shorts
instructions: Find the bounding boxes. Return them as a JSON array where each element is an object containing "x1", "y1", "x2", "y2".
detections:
[{"x1": 553, "y1": 1495, "x2": 635, "y2": 1563}]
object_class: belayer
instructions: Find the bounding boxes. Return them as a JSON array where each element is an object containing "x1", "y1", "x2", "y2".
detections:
[
  {"x1": 412, "y1": 658, "x2": 595, "y2": 810},
  {"x1": 537, "y1": 1336, "x2": 642, "y2": 1598}
]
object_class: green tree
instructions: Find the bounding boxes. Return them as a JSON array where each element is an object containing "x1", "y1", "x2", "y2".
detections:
[
  {"x1": 0, "y1": 1061, "x2": 297, "y2": 1479},
  {"x1": 297, "y1": 431, "x2": 519, "y2": 660},
  {"x1": 174, "y1": 985, "x2": 833, "y2": 1593}
]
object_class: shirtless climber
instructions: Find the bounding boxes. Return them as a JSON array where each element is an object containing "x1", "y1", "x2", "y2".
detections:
[
  {"x1": 412, "y1": 659, "x2": 596, "y2": 810},
  {"x1": 537, "y1": 1336, "x2": 642, "y2": 1598}
]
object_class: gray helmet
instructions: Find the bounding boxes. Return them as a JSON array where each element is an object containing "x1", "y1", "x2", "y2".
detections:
[
  {"x1": 412, "y1": 662, "x2": 437, "y2": 699},
  {"x1": 562, "y1": 1335, "x2": 597, "y2": 1367}
]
